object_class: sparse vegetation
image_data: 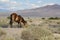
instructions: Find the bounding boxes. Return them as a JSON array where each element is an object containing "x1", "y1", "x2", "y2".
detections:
[
  {"x1": 48, "y1": 17, "x2": 60, "y2": 20},
  {"x1": 29, "y1": 19, "x2": 32, "y2": 22},
  {"x1": 42, "y1": 18, "x2": 45, "y2": 20},
  {"x1": 7, "y1": 16, "x2": 10, "y2": 19},
  {"x1": 1, "y1": 36, "x2": 15, "y2": 40},
  {"x1": 0, "y1": 17, "x2": 60, "y2": 40},
  {"x1": 21, "y1": 26, "x2": 55, "y2": 40},
  {"x1": 0, "y1": 28, "x2": 6, "y2": 36}
]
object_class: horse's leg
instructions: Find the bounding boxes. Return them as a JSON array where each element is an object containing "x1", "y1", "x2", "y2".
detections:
[
  {"x1": 20, "y1": 22, "x2": 22, "y2": 28},
  {"x1": 9, "y1": 20, "x2": 13, "y2": 28},
  {"x1": 18, "y1": 22, "x2": 22, "y2": 28},
  {"x1": 18, "y1": 22, "x2": 20, "y2": 28}
]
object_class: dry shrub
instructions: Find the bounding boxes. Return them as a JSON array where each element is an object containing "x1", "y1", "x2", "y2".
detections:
[
  {"x1": 0, "y1": 28, "x2": 6, "y2": 36},
  {"x1": 0, "y1": 28, "x2": 15, "y2": 40},
  {"x1": 0, "y1": 36, "x2": 15, "y2": 40},
  {"x1": 55, "y1": 36, "x2": 60, "y2": 40},
  {"x1": 21, "y1": 26, "x2": 55, "y2": 40}
]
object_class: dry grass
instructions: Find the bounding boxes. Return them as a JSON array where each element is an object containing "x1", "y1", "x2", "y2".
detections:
[
  {"x1": 0, "y1": 17, "x2": 60, "y2": 40},
  {"x1": 21, "y1": 26, "x2": 55, "y2": 40},
  {"x1": 0, "y1": 28, "x2": 6, "y2": 36}
]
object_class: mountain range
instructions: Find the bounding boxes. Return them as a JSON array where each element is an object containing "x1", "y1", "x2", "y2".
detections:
[{"x1": 0, "y1": 4, "x2": 60, "y2": 17}]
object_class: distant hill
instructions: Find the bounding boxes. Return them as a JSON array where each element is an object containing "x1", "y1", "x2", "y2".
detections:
[
  {"x1": 0, "y1": 9, "x2": 12, "y2": 17},
  {"x1": 0, "y1": 4, "x2": 60, "y2": 17},
  {"x1": 16, "y1": 4, "x2": 60, "y2": 17}
]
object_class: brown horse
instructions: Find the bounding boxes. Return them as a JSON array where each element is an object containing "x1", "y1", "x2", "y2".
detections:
[{"x1": 9, "y1": 13, "x2": 27, "y2": 28}]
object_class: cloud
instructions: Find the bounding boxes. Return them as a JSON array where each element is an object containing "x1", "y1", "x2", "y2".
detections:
[
  {"x1": 7, "y1": 1, "x2": 23, "y2": 10},
  {"x1": 25, "y1": 3, "x2": 40, "y2": 9},
  {"x1": 0, "y1": 0, "x2": 41, "y2": 10},
  {"x1": 0, "y1": 6, "x2": 4, "y2": 9},
  {"x1": 24, "y1": 0, "x2": 41, "y2": 9},
  {"x1": 9, "y1": 1, "x2": 17, "y2": 7},
  {"x1": 47, "y1": 3, "x2": 56, "y2": 5},
  {"x1": 37, "y1": 1, "x2": 42, "y2": 3},
  {"x1": 0, "y1": 0, "x2": 9, "y2": 2},
  {"x1": 42, "y1": 3, "x2": 56, "y2": 6},
  {"x1": 9, "y1": 7, "x2": 16, "y2": 10},
  {"x1": 10, "y1": 1, "x2": 17, "y2": 4},
  {"x1": 0, "y1": 6, "x2": 10, "y2": 10},
  {"x1": 30, "y1": 4, "x2": 40, "y2": 8}
]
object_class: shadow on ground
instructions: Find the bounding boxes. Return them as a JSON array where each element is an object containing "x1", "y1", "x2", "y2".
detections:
[{"x1": 0, "y1": 24, "x2": 21, "y2": 28}]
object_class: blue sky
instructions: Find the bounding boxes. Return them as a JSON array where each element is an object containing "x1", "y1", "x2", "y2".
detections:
[{"x1": 0, "y1": 0, "x2": 60, "y2": 11}]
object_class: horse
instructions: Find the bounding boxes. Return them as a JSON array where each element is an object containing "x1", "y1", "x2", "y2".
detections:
[{"x1": 9, "y1": 13, "x2": 27, "y2": 28}]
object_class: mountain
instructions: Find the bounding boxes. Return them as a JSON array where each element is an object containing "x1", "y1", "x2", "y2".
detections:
[
  {"x1": 0, "y1": 9, "x2": 12, "y2": 17},
  {"x1": 16, "y1": 4, "x2": 60, "y2": 17},
  {"x1": 0, "y1": 4, "x2": 60, "y2": 17},
  {"x1": 0, "y1": 9, "x2": 9, "y2": 12}
]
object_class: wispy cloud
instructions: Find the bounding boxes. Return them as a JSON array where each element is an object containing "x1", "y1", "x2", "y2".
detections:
[
  {"x1": 0, "y1": 0, "x2": 9, "y2": 2},
  {"x1": 0, "y1": 0, "x2": 60, "y2": 11},
  {"x1": 37, "y1": 1, "x2": 42, "y2": 3},
  {"x1": 0, "y1": 0, "x2": 42, "y2": 10},
  {"x1": 0, "y1": 6, "x2": 4, "y2": 9},
  {"x1": 28, "y1": 3, "x2": 40, "y2": 8},
  {"x1": 42, "y1": 3, "x2": 56, "y2": 6}
]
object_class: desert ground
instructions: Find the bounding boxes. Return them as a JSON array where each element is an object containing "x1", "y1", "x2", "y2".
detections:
[{"x1": 0, "y1": 17, "x2": 60, "y2": 40}]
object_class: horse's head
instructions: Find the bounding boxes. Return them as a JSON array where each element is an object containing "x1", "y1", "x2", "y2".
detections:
[
  {"x1": 23, "y1": 20, "x2": 27, "y2": 26},
  {"x1": 23, "y1": 20, "x2": 29, "y2": 28}
]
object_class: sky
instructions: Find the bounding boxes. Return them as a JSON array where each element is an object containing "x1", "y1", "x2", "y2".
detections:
[{"x1": 0, "y1": 0, "x2": 60, "y2": 11}]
